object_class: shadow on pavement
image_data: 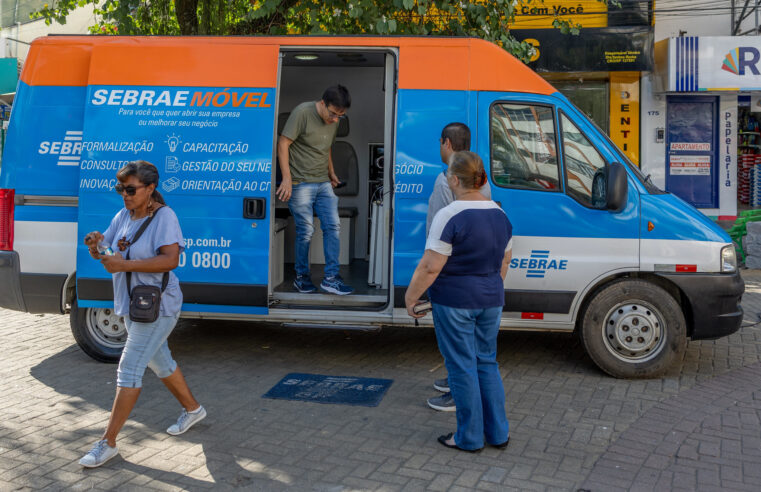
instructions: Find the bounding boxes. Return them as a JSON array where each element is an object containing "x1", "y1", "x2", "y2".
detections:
[{"x1": 28, "y1": 319, "x2": 599, "y2": 489}]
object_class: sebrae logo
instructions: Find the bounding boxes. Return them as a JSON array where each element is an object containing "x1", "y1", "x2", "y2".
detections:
[
  {"x1": 509, "y1": 249, "x2": 568, "y2": 279},
  {"x1": 37, "y1": 130, "x2": 83, "y2": 166},
  {"x1": 721, "y1": 47, "x2": 761, "y2": 76}
]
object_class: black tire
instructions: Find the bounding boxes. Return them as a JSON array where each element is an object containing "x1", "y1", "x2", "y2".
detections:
[
  {"x1": 580, "y1": 279, "x2": 686, "y2": 378},
  {"x1": 70, "y1": 298, "x2": 126, "y2": 363}
]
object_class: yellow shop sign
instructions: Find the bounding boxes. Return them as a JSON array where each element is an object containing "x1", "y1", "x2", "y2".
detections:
[{"x1": 510, "y1": 0, "x2": 608, "y2": 29}]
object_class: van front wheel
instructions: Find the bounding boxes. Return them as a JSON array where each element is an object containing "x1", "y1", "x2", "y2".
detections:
[
  {"x1": 580, "y1": 279, "x2": 686, "y2": 378},
  {"x1": 70, "y1": 299, "x2": 126, "y2": 363}
]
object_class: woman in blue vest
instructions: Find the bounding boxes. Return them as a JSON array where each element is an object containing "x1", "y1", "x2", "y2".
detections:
[{"x1": 405, "y1": 151, "x2": 513, "y2": 452}]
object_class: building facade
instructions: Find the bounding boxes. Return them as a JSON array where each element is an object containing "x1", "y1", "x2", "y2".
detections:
[
  {"x1": 511, "y1": 0, "x2": 654, "y2": 166},
  {"x1": 641, "y1": 1, "x2": 760, "y2": 220}
]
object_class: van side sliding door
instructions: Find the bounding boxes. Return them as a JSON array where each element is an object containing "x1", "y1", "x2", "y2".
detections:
[
  {"x1": 477, "y1": 92, "x2": 640, "y2": 327},
  {"x1": 76, "y1": 43, "x2": 279, "y2": 316}
]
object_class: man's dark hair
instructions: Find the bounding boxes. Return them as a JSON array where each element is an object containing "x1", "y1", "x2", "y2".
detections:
[
  {"x1": 441, "y1": 123, "x2": 470, "y2": 151},
  {"x1": 322, "y1": 85, "x2": 351, "y2": 110}
]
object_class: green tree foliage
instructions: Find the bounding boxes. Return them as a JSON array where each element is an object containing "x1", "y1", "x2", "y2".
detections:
[{"x1": 32, "y1": 1, "x2": 616, "y2": 62}]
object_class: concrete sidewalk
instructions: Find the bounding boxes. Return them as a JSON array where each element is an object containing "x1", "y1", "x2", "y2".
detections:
[{"x1": 1, "y1": 272, "x2": 761, "y2": 491}]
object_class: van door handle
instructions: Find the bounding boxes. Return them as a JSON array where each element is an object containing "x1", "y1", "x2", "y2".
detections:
[{"x1": 243, "y1": 197, "x2": 267, "y2": 219}]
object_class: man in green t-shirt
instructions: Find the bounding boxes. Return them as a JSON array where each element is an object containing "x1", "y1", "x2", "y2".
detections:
[{"x1": 276, "y1": 85, "x2": 353, "y2": 295}]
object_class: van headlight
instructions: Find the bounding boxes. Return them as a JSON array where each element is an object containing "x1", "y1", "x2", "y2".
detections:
[{"x1": 721, "y1": 245, "x2": 737, "y2": 272}]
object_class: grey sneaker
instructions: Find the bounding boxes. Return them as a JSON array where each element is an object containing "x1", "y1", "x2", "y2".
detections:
[
  {"x1": 79, "y1": 439, "x2": 119, "y2": 468},
  {"x1": 433, "y1": 378, "x2": 450, "y2": 393},
  {"x1": 427, "y1": 393, "x2": 456, "y2": 412},
  {"x1": 167, "y1": 406, "x2": 207, "y2": 436}
]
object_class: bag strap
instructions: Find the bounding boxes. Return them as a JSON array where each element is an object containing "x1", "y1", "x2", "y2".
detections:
[{"x1": 125, "y1": 207, "x2": 170, "y2": 294}]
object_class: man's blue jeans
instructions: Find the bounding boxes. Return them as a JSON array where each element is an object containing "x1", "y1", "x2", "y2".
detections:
[
  {"x1": 432, "y1": 303, "x2": 509, "y2": 450},
  {"x1": 288, "y1": 182, "x2": 340, "y2": 278}
]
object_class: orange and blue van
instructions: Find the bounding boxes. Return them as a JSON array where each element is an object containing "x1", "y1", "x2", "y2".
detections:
[{"x1": 0, "y1": 35, "x2": 744, "y2": 377}]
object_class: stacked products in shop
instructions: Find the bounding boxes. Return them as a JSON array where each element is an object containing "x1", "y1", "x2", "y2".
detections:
[
  {"x1": 739, "y1": 119, "x2": 761, "y2": 205},
  {"x1": 739, "y1": 152, "x2": 755, "y2": 205}
]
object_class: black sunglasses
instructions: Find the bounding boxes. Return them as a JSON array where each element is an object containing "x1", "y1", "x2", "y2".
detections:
[{"x1": 114, "y1": 183, "x2": 146, "y2": 196}]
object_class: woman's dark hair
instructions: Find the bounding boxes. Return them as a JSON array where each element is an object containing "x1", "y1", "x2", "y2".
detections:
[
  {"x1": 116, "y1": 160, "x2": 166, "y2": 205},
  {"x1": 448, "y1": 151, "x2": 487, "y2": 190},
  {"x1": 441, "y1": 123, "x2": 470, "y2": 151},
  {"x1": 322, "y1": 84, "x2": 351, "y2": 109}
]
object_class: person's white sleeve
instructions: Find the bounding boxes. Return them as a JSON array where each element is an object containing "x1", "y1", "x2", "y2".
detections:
[{"x1": 425, "y1": 208, "x2": 453, "y2": 256}]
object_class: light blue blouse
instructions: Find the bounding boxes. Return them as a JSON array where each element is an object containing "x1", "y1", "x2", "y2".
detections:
[{"x1": 103, "y1": 206, "x2": 184, "y2": 318}]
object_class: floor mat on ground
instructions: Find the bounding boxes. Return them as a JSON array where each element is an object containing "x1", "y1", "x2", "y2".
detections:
[{"x1": 263, "y1": 373, "x2": 393, "y2": 407}]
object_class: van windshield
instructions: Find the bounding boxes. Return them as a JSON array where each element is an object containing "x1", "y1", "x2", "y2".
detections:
[{"x1": 566, "y1": 99, "x2": 664, "y2": 195}]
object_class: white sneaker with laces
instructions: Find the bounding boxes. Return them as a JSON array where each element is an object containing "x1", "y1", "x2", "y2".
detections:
[
  {"x1": 79, "y1": 439, "x2": 119, "y2": 468},
  {"x1": 167, "y1": 405, "x2": 207, "y2": 436}
]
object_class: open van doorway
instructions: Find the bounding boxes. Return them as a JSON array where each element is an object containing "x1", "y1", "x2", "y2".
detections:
[{"x1": 270, "y1": 48, "x2": 395, "y2": 311}]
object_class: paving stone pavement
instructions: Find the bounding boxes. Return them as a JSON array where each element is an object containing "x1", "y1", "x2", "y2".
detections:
[{"x1": 1, "y1": 271, "x2": 761, "y2": 491}]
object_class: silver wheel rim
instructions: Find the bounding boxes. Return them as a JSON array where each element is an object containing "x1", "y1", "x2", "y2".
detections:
[
  {"x1": 85, "y1": 308, "x2": 127, "y2": 350},
  {"x1": 602, "y1": 301, "x2": 665, "y2": 363}
]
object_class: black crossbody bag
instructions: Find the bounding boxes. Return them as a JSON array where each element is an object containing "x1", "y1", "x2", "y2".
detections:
[{"x1": 125, "y1": 208, "x2": 169, "y2": 323}]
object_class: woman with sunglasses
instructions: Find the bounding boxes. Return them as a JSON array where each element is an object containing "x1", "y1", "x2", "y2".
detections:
[
  {"x1": 79, "y1": 160, "x2": 205, "y2": 468},
  {"x1": 405, "y1": 151, "x2": 512, "y2": 452}
]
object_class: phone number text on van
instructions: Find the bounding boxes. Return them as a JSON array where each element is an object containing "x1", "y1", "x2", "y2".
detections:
[{"x1": 178, "y1": 251, "x2": 231, "y2": 270}]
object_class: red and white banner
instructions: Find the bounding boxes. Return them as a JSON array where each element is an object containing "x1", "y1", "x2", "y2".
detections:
[{"x1": 669, "y1": 155, "x2": 711, "y2": 175}]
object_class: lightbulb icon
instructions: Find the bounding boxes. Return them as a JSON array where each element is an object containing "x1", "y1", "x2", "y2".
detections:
[{"x1": 165, "y1": 133, "x2": 181, "y2": 153}]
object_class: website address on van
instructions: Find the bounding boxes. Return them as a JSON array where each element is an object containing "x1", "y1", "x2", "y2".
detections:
[{"x1": 184, "y1": 237, "x2": 232, "y2": 248}]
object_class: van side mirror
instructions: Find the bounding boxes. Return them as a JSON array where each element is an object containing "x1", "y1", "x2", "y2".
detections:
[{"x1": 606, "y1": 162, "x2": 628, "y2": 212}]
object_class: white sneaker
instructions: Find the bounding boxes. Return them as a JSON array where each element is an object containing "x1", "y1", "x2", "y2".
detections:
[
  {"x1": 79, "y1": 439, "x2": 119, "y2": 468},
  {"x1": 167, "y1": 406, "x2": 207, "y2": 436}
]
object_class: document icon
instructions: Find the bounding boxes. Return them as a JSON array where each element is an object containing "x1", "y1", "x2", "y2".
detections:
[{"x1": 165, "y1": 156, "x2": 180, "y2": 173}]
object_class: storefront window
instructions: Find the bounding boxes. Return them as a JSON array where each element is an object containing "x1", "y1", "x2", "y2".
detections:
[
  {"x1": 490, "y1": 103, "x2": 561, "y2": 192},
  {"x1": 554, "y1": 81, "x2": 609, "y2": 134}
]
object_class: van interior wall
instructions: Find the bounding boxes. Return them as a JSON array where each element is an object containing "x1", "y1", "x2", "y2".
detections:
[{"x1": 278, "y1": 66, "x2": 386, "y2": 260}]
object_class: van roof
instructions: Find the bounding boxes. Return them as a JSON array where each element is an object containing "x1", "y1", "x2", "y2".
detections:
[{"x1": 22, "y1": 35, "x2": 555, "y2": 95}]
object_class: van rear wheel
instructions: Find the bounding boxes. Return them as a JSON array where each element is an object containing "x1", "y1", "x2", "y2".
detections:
[
  {"x1": 70, "y1": 299, "x2": 126, "y2": 363},
  {"x1": 580, "y1": 279, "x2": 686, "y2": 378}
]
